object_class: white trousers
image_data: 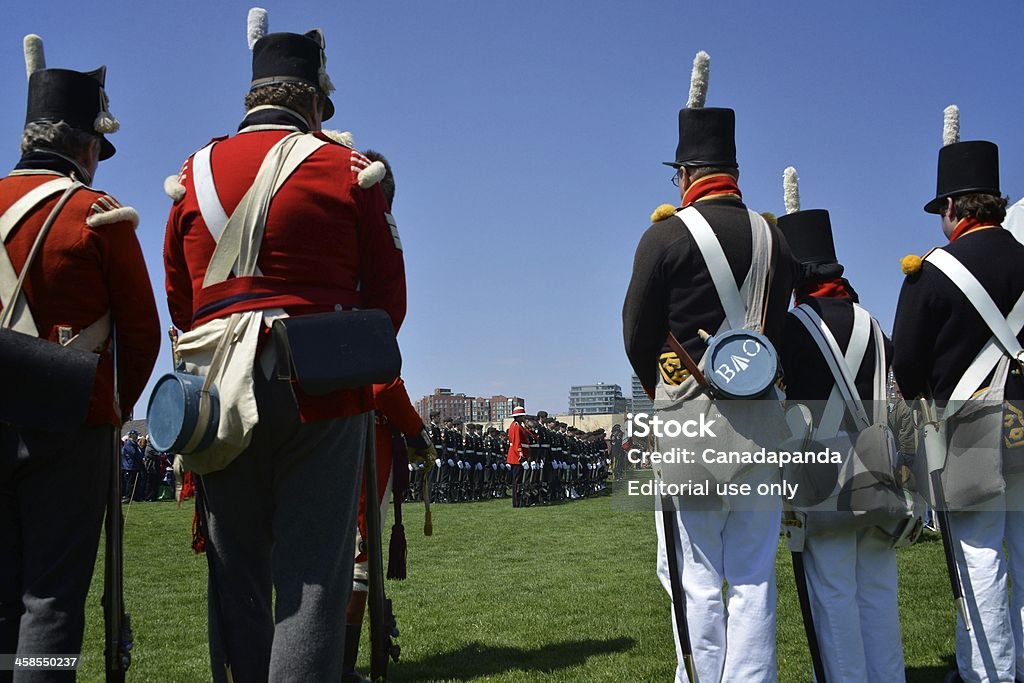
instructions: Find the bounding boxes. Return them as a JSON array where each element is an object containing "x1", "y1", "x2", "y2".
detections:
[
  {"x1": 656, "y1": 472, "x2": 781, "y2": 683},
  {"x1": 801, "y1": 526, "x2": 905, "y2": 682},
  {"x1": 950, "y1": 471, "x2": 1024, "y2": 682}
]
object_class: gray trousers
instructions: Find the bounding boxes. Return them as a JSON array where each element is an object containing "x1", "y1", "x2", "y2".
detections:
[
  {"x1": 0, "y1": 424, "x2": 113, "y2": 683},
  {"x1": 201, "y1": 372, "x2": 367, "y2": 683}
]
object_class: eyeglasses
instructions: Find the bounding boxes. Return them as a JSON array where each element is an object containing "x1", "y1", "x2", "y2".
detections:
[{"x1": 670, "y1": 169, "x2": 683, "y2": 187}]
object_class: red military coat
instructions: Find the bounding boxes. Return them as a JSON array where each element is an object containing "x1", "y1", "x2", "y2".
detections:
[
  {"x1": 0, "y1": 170, "x2": 160, "y2": 425},
  {"x1": 163, "y1": 123, "x2": 407, "y2": 420},
  {"x1": 507, "y1": 420, "x2": 532, "y2": 466},
  {"x1": 356, "y1": 376, "x2": 425, "y2": 561}
]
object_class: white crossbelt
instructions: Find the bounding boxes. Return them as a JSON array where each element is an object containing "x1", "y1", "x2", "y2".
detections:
[
  {"x1": 0, "y1": 177, "x2": 110, "y2": 350},
  {"x1": 191, "y1": 133, "x2": 326, "y2": 330},
  {"x1": 0, "y1": 178, "x2": 73, "y2": 334},
  {"x1": 792, "y1": 303, "x2": 884, "y2": 434},
  {"x1": 175, "y1": 132, "x2": 330, "y2": 463},
  {"x1": 192, "y1": 145, "x2": 231, "y2": 244},
  {"x1": 203, "y1": 133, "x2": 326, "y2": 286},
  {"x1": 925, "y1": 248, "x2": 1024, "y2": 413},
  {"x1": 821, "y1": 303, "x2": 876, "y2": 435},
  {"x1": 678, "y1": 205, "x2": 773, "y2": 333}
]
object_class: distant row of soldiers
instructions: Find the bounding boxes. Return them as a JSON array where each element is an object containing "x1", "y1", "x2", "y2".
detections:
[
  {"x1": 517, "y1": 412, "x2": 612, "y2": 506},
  {"x1": 405, "y1": 411, "x2": 611, "y2": 505},
  {"x1": 505, "y1": 409, "x2": 611, "y2": 507}
]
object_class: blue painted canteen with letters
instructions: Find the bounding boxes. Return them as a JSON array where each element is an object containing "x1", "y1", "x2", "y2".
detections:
[{"x1": 702, "y1": 329, "x2": 779, "y2": 399}]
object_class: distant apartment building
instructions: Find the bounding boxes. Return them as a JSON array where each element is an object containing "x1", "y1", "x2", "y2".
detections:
[
  {"x1": 489, "y1": 395, "x2": 524, "y2": 422},
  {"x1": 630, "y1": 374, "x2": 654, "y2": 414},
  {"x1": 415, "y1": 388, "x2": 471, "y2": 423},
  {"x1": 568, "y1": 382, "x2": 628, "y2": 415},
  {"x1": 472, "y1": 397, "x2": 491, "y2": 423},
  {"x1": 416, "y1": 388, "x2": 524, "y2": 424}
]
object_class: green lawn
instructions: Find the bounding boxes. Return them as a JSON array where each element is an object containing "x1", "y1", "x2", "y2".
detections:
[{"x1": 74, "y1": 494, "x2": 957, "y2": 681}]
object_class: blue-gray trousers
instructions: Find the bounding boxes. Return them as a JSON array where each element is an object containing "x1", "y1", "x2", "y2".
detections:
[{"x1": 201, "y1": 372, "x2": 367, "y2": 683}]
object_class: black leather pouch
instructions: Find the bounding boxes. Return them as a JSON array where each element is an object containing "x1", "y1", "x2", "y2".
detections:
[
  {"x1": 0, "y1": 328, "x2": 99, "y2": 432},
  {"x1": 271, "y1": 310, "x2": 401, "y2": 396}
]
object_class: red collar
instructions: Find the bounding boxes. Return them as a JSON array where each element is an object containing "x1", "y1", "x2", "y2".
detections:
[
  {"x1": 949, "y1": 217, "x2": 998, "y2": 243},
  {"x1": 795, "y1": 277, "x2": 857, "y2": 304},
  {"x1": 682, "y1": 173, "x2": 742, "y2": 207}
]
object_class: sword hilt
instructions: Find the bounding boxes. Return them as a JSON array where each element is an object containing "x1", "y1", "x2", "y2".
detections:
[{"x1": 168, "y1": 326, "x2": 182, "y2": 367}]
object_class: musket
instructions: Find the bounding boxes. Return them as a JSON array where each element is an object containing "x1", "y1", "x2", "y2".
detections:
[
  {"x1": 785, "y1": 514, "x2": 827, "y2": 682},
  {"x1": 918, "y1": 398, "x2": 971, "y2": 631},
  {"x1": 661, "y1": 498, "x2": 698, "y2": 683},
  {"x1": 781, "y1": 404, "x2": 827, "y2": 681},
  {"x1": 103, "y1": 326, "x2": 133, "y2": 681},
  {"x1": 364, "y1": 416, "x2": 400, "y2": 682},
  {"x1": 422, "y1": 468, "x2": 433, "y2": 537}
]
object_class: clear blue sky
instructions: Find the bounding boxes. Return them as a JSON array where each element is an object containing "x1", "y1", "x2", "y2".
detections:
[{"x1": 3, "y1": 1, "x2": 1022, "y2": 415}]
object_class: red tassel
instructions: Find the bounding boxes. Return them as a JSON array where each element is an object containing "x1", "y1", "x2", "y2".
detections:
[
  {"x1": 386, "y1": 523, "x2": 407, "y2": 580},
  {"x1": 179, "y1": 471, "x2": 196, "y2": 507},
  {"x1": 191, "y1": 508, "x2": 206, "y2": 554}
]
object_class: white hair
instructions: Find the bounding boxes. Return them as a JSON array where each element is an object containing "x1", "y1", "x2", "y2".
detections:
[{"x1": 20, "y1": 120, "x2": 94, "y2": 157}]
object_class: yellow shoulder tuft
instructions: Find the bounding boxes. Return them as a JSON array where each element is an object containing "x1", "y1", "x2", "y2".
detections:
[
  {"x1": 901, "y1": 254, "x2": 923, "y2": 275},
  {"x1": 650, "y1": 204, "x2": 678, "y2": 223}
]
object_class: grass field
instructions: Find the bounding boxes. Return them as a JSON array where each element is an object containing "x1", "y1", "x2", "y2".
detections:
[{"x1": 73, "y1": 493, "x2": 958, "y2": 681}]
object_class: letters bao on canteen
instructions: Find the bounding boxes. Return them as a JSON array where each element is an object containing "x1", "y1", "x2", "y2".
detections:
[{"x1": 626, "y1": 412, "x2": 717, "y2": 439}]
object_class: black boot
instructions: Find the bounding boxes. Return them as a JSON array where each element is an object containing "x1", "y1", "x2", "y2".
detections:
[{"x1": 342, "y1": 623, "x2": 368, "y2": 683}]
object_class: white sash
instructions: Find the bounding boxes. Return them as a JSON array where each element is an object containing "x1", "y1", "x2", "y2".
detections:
[{"x1": 678, "y1": 206, "x2": 773, "y2": 333}]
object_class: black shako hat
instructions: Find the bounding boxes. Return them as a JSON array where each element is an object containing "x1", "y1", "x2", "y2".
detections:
[
  {"x1": 250, "y1": 30, "x2": 335, "y2": 121},
  {"x1": 777, "y1": 209, "x2": 838, "y2": 266},
  {"x1": 26, "y1": 67, "x2": 117, "y2": 159},
  {"x1": 663, "y1": 107, "x2": 738, "y2": 169},
  {"x1": 924, "y1": 140, "x2": 1000, "y2": 214}
]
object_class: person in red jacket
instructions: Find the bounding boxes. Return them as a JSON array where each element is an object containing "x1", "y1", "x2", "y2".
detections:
[
  {"x1": 338, "y1": 155, "x2": 431, "y2": 683},
  {"x1": 0, "y1": 35, "x2": 160, "y2": 668},
  {"x1": 507, "y1": 406, "x2": 534, "y2": 508},
  {"x1": 344, "y1": 377, "x2": 434, "y2": 682},
  {"x1": 161, "y1": 11, "x2": 406, "y2": 682}
]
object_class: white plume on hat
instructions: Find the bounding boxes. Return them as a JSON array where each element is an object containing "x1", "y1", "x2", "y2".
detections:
[
  {"x1": 247, "y1": 7, "x2": 269, "y2": 50},
  {"x1": 942, "y1": 104, "x2": 960, "y2": 146},
  {"x1": 686, "y1": 50, "x2": 710, "y2": 109},
  {"x1": 783, "y1": 166, "x2": 800, "y2": 214},
  {"x1": 23, "y1": 34, "x2": 45, "y2": 80}
]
